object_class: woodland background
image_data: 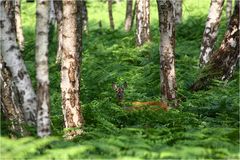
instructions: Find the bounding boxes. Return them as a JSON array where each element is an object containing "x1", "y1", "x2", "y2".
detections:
[{"x1": 1, "y1": 0, "x2": 239, "y2": 159}]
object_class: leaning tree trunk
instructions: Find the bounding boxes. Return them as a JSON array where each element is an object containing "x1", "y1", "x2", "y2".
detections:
[
  {"x1": 108, "y1": 0, "x2": 115, "y2": 30},
  {"x1": 54, "y1": 0, "x2": 63, "y2": 64},
  {"x1": 191, "y1": 2, "x2": 239, "y2": 91},
  {"x1": 61, "y1": 0, "x2": 84, "y2": 139},
  {"x1": 0, "y1": 55, "x2": 28, "y2": 137},
  {"x1": 14, "y1": 0, "x2": 24, "y2": 52},
  {"x1": 226, "y1": 0, "x2": 232, "y2": 25},
  {"x1": 82, "y1": 0, "x2": 88, "y2": 32},
  {"x1": 124, "y1": 0, "x2": 133, "y2": 32},
  {"x1": 35, "y1": 0, "x2": 51, "y2": 137},
  {"x1": 199, "y1": 0, "x2": 225, "y2": 67},
  {"x1": 0, "y1": 2, "x2": 37, "y2": 125},
  {"x1": 175, "y1": 0, "x2": 182, "y2": 23},
  {"x1": 157, "y1": 0, "x2": 177, "y2": 105},
  {"x1": 136, "y1": 0, "x2": 150, "y2": 46}
]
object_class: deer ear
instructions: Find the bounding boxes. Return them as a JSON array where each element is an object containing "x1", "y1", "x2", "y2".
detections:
[
  {"x1": 123, "y1": 82, "x2": 127, "y2": 88},
  {"x1": 112, "y1": 83, "x2": 117, "y2": 90}
]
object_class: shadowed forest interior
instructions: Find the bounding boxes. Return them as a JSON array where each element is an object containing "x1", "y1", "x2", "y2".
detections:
[{"x1": 0, "y1": 0, "x2": 239, "y2": 159}]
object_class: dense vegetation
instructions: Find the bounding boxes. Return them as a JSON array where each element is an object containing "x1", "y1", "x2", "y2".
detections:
[{"x1": 1, "y1": 0, "x2": 239, "y2": 159}]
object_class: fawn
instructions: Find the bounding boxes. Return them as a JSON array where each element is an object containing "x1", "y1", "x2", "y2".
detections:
[{"x1": 112, "y1": 82, "x2": 168, "y2": 111}]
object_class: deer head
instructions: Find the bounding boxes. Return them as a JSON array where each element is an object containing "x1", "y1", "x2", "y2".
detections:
[{"x1": 112, "y1": 82, "x2": 127, "y2": 102}]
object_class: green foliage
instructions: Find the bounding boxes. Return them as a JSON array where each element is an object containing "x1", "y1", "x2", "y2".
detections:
[{"x1": 1, "y1": 0, "x2": 239, "y2": 159}]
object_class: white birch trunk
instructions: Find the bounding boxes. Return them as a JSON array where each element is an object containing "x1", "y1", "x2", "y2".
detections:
[
  {"x1": 0, "y1": 1, "x2": 37, "y2": 125},
  {"x1": 125, "y1": 0, "x2": 133, "y2": 32},
  {"x1": 175, "y1": 0, "x2": 182, "y2": 24},
  {"x1": 157, "y1": 0, "x2": 177, "y2": 104},
  {"x1": 199, "y1": 0, "x2": 224, "y2": 67},
  {"x1": 35, "y1": 0, "x2": 51, "y2": 137},
  {"x1": 54, "y1": 0, "x2": 63, "y2": 64},
  {"x1": 61, "y1": 0, "x2": 84, "y2": 139},
  {"x1": 0, "y1": 54, "x2": 28, "y2": 137},
  {"x1": 136, "y1": 0, "x2": 150, "y2": 46},
  {"x1": 49, "y1": 0, "x2": 56, "y2": 25},
  {"x1": 14, "y1": 0, "x2": 24, "y2": 52}
]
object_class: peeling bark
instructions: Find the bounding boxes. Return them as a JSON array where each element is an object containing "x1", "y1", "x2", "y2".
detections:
[
  {"x1": 54, "y1": 0, "x2": 63, "y2": 64},
  {"x1": 175, "y1": 0, "x2": 182, "y2": 24},
  {"x1": 125, "y1": 0, "x2": 133, "y2": 32},
  {"x1": 61, "y1": 0, "x2": 84, "y2": 139},
  {"x1": 191, "y1": 2, "x2": 239, "y2": 91},
  {"x1": 35, "y1": 0, "x2": 51, "y2": 137},
  {"x1": 0, "y1": 2, "x2": 37, "y2": 125},
  {"x1": 226, "y1": 0, "x2": 232, "y2": 25},
  {"x1": 108, "y1": 0, "x2": 115, "y2": 30},
  {"x1": 14, "y1": 0, "x2": 24, "y2": 52},
  {"x1": 0, "y1": 55, "x2": 28, "y2": 137},
  {"x1": 199, "y1": 0, "x2": 225, "y2": 67},
  {"x1": 157, "y1": 0, "x2": 177, "y2": 104},
  {"x1": 136, "y1": 0, "x2": 150, "y2": 46}
]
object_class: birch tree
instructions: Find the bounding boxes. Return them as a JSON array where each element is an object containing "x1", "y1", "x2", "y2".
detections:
[
  {"x1": 14, "y1": 0, "x2": 24, "y2": 52},
  {"x1": 136, "y1": 0, "x2": 150, "y2": 46},
  {"x1": 199, "y1": 0, "x2": 225, "y2": 67},
  {"x1": 108, "y1": 0, "x2": 115, "y2": 30},
  {"x1": 0, "y1": 1, "x2": 37, "y2": 125},
  {"x1": 156, "y1": 0, "x2": 177, "y2": 104},
  {"x1": 191, "y1": 1, "x2": 239, "y2": 91},
  {"x1": 0, "y1": 54, "x2": 28, "y2": 137},
  {"x1": 226, "y1": 0, "x2": 232, "y2": 25},
  {"x1": 125, "y1": 0, "x2": 133, "y2": 32},
  {"x1": 54, "y1": 0, "x2": 63, "y2": 64},
  {"x1": 61, "y1": 0, "x2": 84, "y2": 139},
  {"x1": 35, "y1": 0, "x2": 51, "y2": 137},
  {"x1": 82, "y1": 0, "x2": 88, "y2": 32},
  {"x1": 49, "y1": 0, "x2": 56, "y2": 25},
  {"x1": 175, "y1": 0, "x2": 182, "y2": 23}
]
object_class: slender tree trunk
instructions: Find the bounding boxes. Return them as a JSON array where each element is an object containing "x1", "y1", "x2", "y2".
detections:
[
  {"x1": 14, "y1": 0, "x2": 24, "y2": 52},
  {"x1": 175, "y1": 0, "x2": 182, "y2": 24},
  {"x1": 108, "y1": 0, "x2": 115, "y2": 30},
  {"x1": 191, "y1": 2, "x2": 239, "y2": 91},
  {"x1": 131, "y1": 0, "x2": 136, "y2": 30},
  {"x1": 199, "y1": 0, "x2": 225, "y2": 67},
  {"x1": 54, "y1": 0, "x2": 63, "y2": 64},
  {"x1": 136, "y1": 0, "x2": 150, "y2": 46},
  {"x1": 61, "y1": 0, "x2": 84, "y2": 139},
  {"x1": 0, "y1": 2, "x2": 37, "y2": 125},
  {"x1": 157, "y1": 0, "x2": 177, "y2": 104},
  {"x1": 82, "y1": 0, "x2": 88, "y2": 32},
  {"x1": 35, "y1": 0, "x2": 51, "y2": 137},
  {"x1": 226, "y1": 0, "x2": 232, "y2": 25},
  {"x1": 125, "y1": 0, "x2": 133, "y2": 32},
  {"x1": 49, "y1": 0, "x2": 56, "y2": 25},
  {"x1": 0, "y1": 55, "x2": 28, "y2": 137}
]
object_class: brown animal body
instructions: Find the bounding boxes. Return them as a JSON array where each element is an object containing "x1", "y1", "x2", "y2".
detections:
[{"x1": 112, "y1": 82, "x2": 168, "y2": 111}]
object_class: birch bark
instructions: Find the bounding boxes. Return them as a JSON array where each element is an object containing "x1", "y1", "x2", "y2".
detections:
[
  {"x1": 0, "y1": 1, "x2": 37, "y2": 125},
  {"x1": 61, "y1": 0, "x2": 84, "y2": 139},
  {"x1": 136, "y1": 0, "x2": 150, "y2": 46},
  {"x1": 35, "y1": 0, "x2": 51, "y2": 137},
  {"x1": 199, "y1": 0, "x2": 224, "y2": 67},
  {"x1": 125, "y1": 0, "x2": 133, "y2": 32},
  {"x1": 157, "y1": 0, "x2": 177, "y2": 104}
]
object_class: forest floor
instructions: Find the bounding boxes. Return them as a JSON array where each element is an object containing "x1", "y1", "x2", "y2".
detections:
[{"x1": 1, "y1": 0, "x2": 239, "y2": 159}]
